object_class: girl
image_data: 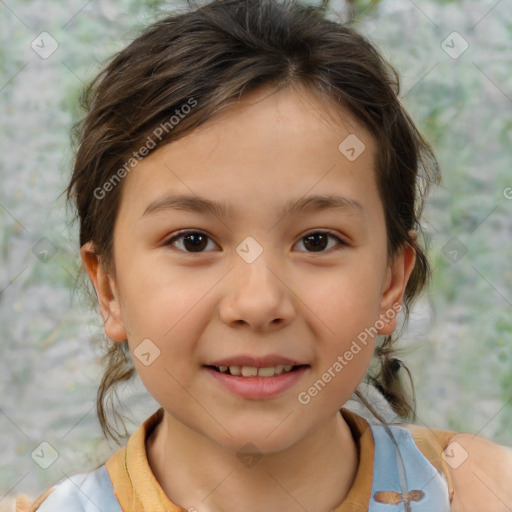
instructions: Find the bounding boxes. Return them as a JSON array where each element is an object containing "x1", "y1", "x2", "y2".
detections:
[{"x1": 16, "y1": 0, "x2": 512, "y2": 511}]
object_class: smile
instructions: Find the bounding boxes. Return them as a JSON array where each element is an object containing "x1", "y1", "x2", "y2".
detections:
[
  {"x1": 203, "y1": 364, "x2": 310, "y2": 399},
  {"x1": 208, "y1": 364, "x2": 301, "y2": 377}
]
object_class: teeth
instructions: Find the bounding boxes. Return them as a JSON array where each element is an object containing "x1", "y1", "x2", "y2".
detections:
[
  {"x1": 229, "y1": 365, "x2": 241, "y2": 376},
  {"x1": 241, "y1": 366, "x2": 258, "y2": 377},
  {"x1": 257, "y1": 367, "x2": 275, "y2": 377},
  {"x1": 215, "y1": 365, "x2": 297, "y2": 377}
]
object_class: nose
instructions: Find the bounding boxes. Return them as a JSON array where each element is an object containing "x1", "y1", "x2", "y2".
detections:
[{"x1": 218, "y1": 249, "x2": 295, "y2": 332}]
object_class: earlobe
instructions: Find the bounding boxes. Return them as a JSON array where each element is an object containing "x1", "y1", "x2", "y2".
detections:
[
  {"x1": 377, "y1": 234, "x2": 417, "y2": 336},
  {"x1": 80, "y1": 242, "x2": 127, "y2": 342}
]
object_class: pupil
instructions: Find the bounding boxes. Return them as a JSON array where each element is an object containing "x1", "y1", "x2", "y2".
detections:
[
  {"x1": 184, "y1": 233, "x2": 207, "y2": 252},
  {"x1": 304, "y1": 233, "x2": 327, "y2": 252}
]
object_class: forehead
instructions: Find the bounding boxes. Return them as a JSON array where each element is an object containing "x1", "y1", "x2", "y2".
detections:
[
  {"x1": 116, "y1": 84, "x2": 379, "y2": 224},
  {"x1": 189, "y1": 82, "x2": 370, "y2": 156}
]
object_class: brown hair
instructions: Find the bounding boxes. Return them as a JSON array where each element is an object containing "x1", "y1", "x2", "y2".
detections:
[{"x1": 67, "y1": 0, "x2": 440, "y2": 443}]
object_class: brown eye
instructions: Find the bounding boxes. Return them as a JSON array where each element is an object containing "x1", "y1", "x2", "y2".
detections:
[
  {"x1": 165, "y1": 230, "x2": 345, "y2": 254},
  {"x1": 296, "y1": 231, "x2": 345, "y2": 253},
  {"x1": 165, "y1": 231, "x2": 218, "y2": 253}
]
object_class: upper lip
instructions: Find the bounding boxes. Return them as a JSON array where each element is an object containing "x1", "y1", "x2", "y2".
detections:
[{"x1": 206, "y1": 354, "x2": 308, "y2": 368}]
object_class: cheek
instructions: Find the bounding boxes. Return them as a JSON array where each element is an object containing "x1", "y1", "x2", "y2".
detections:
[
  {"x1": 117, "y1": 268, "x2": 216, "y2": 398},
  {"x1": 126, "y1": 304, "x2": 209, "y2": 417},
  {"x1": 297, "y1": 267, "x2": 382, "y2": 388},
  {"x1": 119, "y1": 259, "x2": 212, "y2": 340},
  {"x1": 304, "y1": 266, "x2": 385, "y2": 334}
]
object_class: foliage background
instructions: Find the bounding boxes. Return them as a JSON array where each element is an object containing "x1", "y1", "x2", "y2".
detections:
[{"x1": 1, "y1": 0, "x2": 511, "y2": 502}]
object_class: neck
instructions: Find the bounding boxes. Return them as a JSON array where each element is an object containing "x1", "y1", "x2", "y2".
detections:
[{"x1": 147, "y1": 409, "x2": 358, "y2": 512}]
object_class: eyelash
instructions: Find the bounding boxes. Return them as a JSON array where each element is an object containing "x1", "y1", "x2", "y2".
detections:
[{"x1": 163, "y1": 229, "x2": 347, "y2": 254}]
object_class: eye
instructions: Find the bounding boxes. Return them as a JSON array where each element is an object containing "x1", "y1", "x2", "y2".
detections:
[
  {"x1": 294, "y1": 230, "x2": 346, "y2": 253},
  {"x1": 164, "y1": 230, "x2": 219, "y2": 253},
  {"x1": 164, "y1": 229, "x2": 346, "y2": 254}
]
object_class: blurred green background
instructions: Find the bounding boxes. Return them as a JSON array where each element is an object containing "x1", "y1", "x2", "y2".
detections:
[{"x1": 1, "y1": 0, "x2": 511, "y2": 503}]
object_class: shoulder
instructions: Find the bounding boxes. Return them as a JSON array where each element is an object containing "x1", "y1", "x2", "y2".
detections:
[
  {"x1": 16, "y1": 465, "x2": 122, "y2": 512},
  {"x1": 391, "y1": 421, "x2": 512, "y2": 511},
  {"x1": 446, "y1": 432, "x2": 512, "y2": 512}
]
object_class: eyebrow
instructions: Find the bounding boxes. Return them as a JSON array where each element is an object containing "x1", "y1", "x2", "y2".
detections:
[{"x1": 142, "y1": 193, "x2": 364, "y2": 220}]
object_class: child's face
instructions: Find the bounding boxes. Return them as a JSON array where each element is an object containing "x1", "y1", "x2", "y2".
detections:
[{"x1": 84, "y1": 84, "x2": 414, "y2": 452}]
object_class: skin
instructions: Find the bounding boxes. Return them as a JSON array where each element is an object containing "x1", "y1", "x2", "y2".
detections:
[
  {"x1": 449, "y1": 433, "x2": 512, "y2": 511},
  {"x1": 82, "y1": 83, "x2": 417, "y2": 512}
]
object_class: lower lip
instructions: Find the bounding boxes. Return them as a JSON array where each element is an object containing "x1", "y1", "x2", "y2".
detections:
[{"x1": 204, "y1": 366, "x2": 309, "y2": 400}]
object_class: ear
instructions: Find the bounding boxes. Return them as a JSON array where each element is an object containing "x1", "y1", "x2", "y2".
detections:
[
  {"x1": 377, "y1": 231, "x2": 417, "y2": 335},
  {"x1": 80, "y1": 241, "x2": 127, "y2": 342}
]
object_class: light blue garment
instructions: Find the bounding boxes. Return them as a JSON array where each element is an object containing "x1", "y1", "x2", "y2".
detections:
[
  {"x1": 368, "y1": 422, "x2": 451, "y2": 512},
  {"x1": 34, "y1": 464, "x2": 123, "y2": 512},
  {"x1": 33, "y1": 423, "x2": 450, "y2": 511}
]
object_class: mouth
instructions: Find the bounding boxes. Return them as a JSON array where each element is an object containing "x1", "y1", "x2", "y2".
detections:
[
  {"x1": 203, "y1": 363, "x2": 310, "y2": 399},
  {"x1": 205, "y1": 364, "x2": 308, "y2": 378}
]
